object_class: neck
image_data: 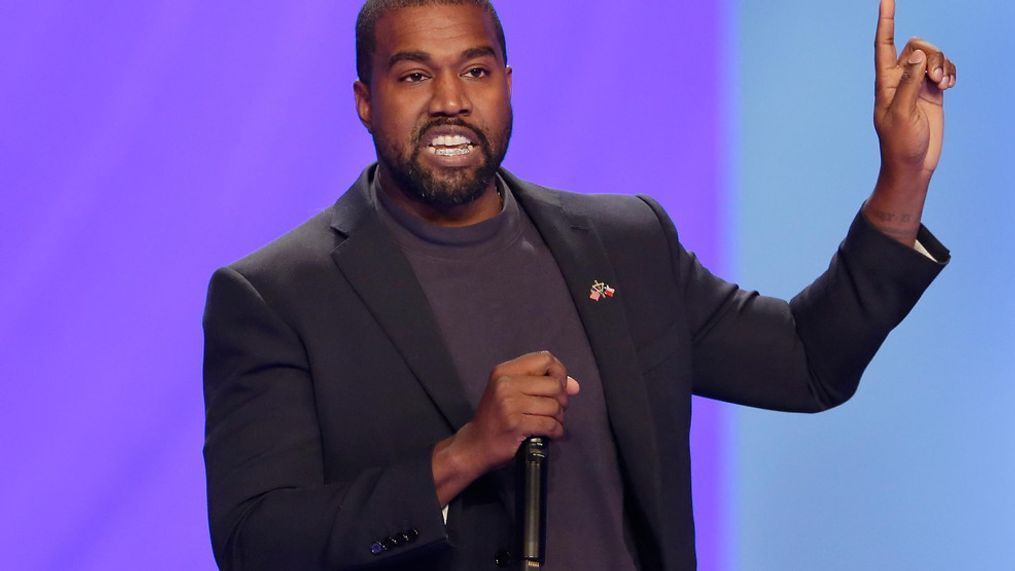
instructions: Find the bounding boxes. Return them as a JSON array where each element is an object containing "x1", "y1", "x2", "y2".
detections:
[{"x1": 376, "y1": 165, "x2": 502, "y2": 228}]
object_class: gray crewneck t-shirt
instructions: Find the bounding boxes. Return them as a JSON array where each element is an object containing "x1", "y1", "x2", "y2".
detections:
[{"x1": 371, "y1": 175, "x2": 638, "y2": 571}]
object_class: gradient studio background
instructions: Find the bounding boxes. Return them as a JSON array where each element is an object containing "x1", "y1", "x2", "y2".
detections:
[{"x1": 1, "y1": 1, "x2": 1011, "y2": 569}]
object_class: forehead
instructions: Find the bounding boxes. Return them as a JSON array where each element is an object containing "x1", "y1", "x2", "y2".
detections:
[{"x1": 372, "y1": 4, "x2": 503, "y2": 61}]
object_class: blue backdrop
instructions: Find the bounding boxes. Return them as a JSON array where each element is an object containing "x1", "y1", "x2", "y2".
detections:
[{"x1": 732, "y1": 0, "x2": 1014, "y2": 568}]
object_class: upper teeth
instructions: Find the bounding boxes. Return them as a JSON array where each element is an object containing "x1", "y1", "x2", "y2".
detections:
[{"x1": 430, "y1": 134, "x2": 472, "y2": 147}]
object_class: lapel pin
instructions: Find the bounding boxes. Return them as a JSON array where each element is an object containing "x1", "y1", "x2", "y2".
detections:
[{"x1": 589, "y1": 280, "x2": 616, "y2": 302}]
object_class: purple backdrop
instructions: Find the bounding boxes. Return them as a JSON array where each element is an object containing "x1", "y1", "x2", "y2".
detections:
[{"x1": 0, "y1": 2, "x2": 727, "y2": 568}]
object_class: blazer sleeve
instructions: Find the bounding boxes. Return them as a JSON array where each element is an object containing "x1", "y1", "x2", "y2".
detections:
[
  {"x1": 642, "y1": 197, "x2": 949, "y2": 412},
  {"x1": 202, "y1": 266, "x2": 449, "y2": 570}
]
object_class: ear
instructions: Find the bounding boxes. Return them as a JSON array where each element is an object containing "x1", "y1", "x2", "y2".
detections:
[
  {"x1": 505, "y1": 65, "x2": 513, "y2": 96},
  {"x1": 353, "y1": 79, "x2": 373, "y2": 133}
]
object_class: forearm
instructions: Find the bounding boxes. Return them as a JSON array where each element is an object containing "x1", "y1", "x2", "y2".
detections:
[
  {"x1": 685, "y1": 209, "x2": 947, "y2": 411},
  {"x1": 210, "y1": 449, "x2": 449, "y2": 571},
  {"x1": 432, "y1": 435, "x2": 472, "y2": 508},
  {"x1": 431, "y1": 422, "x2": 490, "y2": 507},
  {"x1": 786, "y1": 210, "x2": 945, "y2": 404}
]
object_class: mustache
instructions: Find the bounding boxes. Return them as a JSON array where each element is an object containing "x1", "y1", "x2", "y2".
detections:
[{"x1": 412, "y1": 118, "x2": 491, "y2": 149}]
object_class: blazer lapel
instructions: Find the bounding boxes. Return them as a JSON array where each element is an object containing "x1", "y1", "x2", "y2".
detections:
[
  {"x1": 327, "y1": 166, "x2": 663, "y2": 538},
  {"x1": 505, "y1": 170, "x2": 664, "y2": 537},
  {"x1": 328, "y1": 169, "x2": 473, "y2": 432}
]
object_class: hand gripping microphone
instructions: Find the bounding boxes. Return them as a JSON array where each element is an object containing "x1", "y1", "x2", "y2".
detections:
[{"x1": 516, "y1": 436, "x2": 548, "y2": 569}]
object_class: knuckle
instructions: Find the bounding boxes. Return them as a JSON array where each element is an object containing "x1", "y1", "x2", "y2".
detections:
[
  {"x1": 504, "y1": 414, "x2": 521, "y2": 433},
  {"x1": 492, "y1": 378, "x2": 509, "y2": 397},
  {"x1": 551, "y1": 422, "x2": 565, "y2": 439},
  {"x1": 493, "y1": 391, "x2": 515, "y2": 413},
  {"x1": 537, "y1": 351, "x2": 554, "y2": 366}
]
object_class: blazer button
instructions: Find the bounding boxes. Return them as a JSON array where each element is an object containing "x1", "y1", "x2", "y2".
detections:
[
  {"x1": 494, "y1": 549, "x2": 512, "y2": 567},
  {"x1": 381, "y1": 538, "x2": 397, "y2": 551},
  {"x1": 369, "y1": 542, "x2": 384, "y2": 555},
  {"x1": 404, "y1": 528, "x2": 420, "y2": 542}
]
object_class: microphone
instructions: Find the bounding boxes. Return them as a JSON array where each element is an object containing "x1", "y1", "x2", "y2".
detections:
[{"x1": 516, "y1": 436, "x2": 548, "y2": 569}]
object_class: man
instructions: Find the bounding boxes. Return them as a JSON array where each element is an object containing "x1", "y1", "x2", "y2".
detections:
[{"x1": 202, "y1": 0, "x2": 955, "y2": 569}]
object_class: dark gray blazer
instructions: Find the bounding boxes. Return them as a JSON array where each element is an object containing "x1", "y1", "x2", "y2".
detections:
[{"x1": 203, "y1": 165, "x2": 947, "y2": 570}]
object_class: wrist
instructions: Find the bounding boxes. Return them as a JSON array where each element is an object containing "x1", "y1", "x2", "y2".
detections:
[
  {"x1": 431, "y1": 425, "x2": 485, "y2": 506},
  {"x1": 438, "y1": 434, "x2": 472, "y2": 478},
  {"x1": 865, "y1": 163, "x2": 934, "y2": 247},
  {"x1": 877, "y1": 161, "x2": 931, "y2": 193}
]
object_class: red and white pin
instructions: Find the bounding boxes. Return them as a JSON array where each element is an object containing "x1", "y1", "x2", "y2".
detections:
[{"x1": 589, "y1": 280, "x2": 616, "y2": 302}]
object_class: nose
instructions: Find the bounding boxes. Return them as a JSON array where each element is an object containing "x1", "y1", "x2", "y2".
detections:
[{"x1": 428, "y1": 73, "x2": 471, "y2": 117}]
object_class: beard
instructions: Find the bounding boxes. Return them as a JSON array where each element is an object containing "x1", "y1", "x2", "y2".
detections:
[{"x1": 375, "y1": 111, "x2": 512, "y2": 208}]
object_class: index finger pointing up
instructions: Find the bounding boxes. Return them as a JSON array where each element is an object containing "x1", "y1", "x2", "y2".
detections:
[{"x1": 876, "y1": 0, "x2": 897, "y2": 73}]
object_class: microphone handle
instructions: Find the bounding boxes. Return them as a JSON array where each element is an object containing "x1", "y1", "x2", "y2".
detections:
[{"x1": 517, "y1": 436, "x2": 548, "y2": 569}]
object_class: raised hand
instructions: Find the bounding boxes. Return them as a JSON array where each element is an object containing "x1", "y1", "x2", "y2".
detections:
[{"x1": 864, "y1": 0, "x2": 957, "y2": 245}]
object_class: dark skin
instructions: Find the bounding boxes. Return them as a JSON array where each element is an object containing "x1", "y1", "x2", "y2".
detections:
[
  {"x1": 864, "y1": 0, "x2": 957, "y2": 245},
  {"x1": 354, "y1": 5, "x2": 579, "y2": 507},
  {"x1": 352, "y1": 0, "x2": 956, "y2": 508},
  {"x1": 432, "y1": 352, "x2": 580, "y2": 508},
  {"x1": 354, "y1": 4, "x2": 511, "y2": 227}
]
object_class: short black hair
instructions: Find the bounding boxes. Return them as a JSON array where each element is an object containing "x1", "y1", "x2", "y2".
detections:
[{"x1": 355, "y1": 0, "x2": 507, "y2": 85}]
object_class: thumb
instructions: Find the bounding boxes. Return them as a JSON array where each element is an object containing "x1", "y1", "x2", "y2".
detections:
[
  {"x1": 565, "y1": 376, "x2": 581, "y2": 396},
  {"x1": 892, "y1": 49, "x2": 927, "y2": 115}
]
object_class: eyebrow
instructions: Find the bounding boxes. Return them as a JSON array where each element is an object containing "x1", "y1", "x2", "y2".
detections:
[
  {"x1": 387, "y1": 46, "x2": 499, "y2": 70},
  {"x1": 388, "y1": 50, "x2": 430, "y2": 69},
  {"x1": 462, "y1": 46, "x2": 497, "y2": 61}
]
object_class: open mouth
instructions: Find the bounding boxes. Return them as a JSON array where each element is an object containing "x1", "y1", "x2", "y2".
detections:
[{"x1": 426, "y1": 134, "x2": 476, "y2": 157}]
